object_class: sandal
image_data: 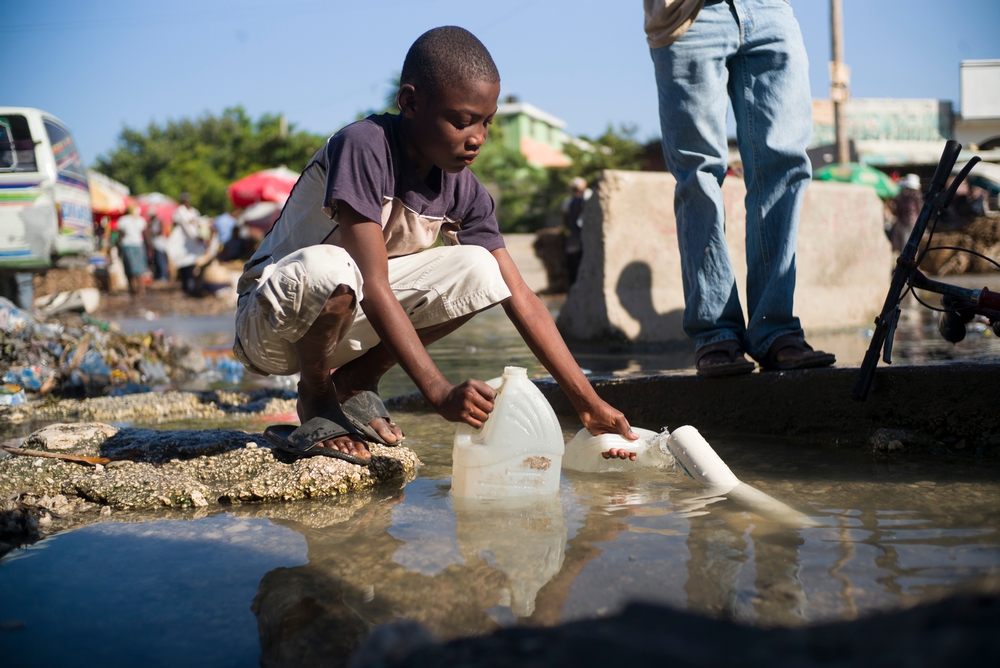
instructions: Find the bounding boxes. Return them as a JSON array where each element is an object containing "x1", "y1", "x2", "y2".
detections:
[
  {"x1": 758, "y1": 334, "x2": 836, "y2": 372},
  {"x1": 341, "y1": 391, "x2": 403, "y2": 446},
  {"x1": 263, "y1": 416, "x2": 371, "y2": 466},
  {"x1": 695, "y1": 340, "x2": 756, "y2": 377}
]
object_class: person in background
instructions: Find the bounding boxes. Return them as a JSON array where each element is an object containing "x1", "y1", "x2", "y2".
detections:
[
  {"x1": 147, "y1": 209, "x2": 171, "y2": 281},
  {"x1": 646, "y1": 0, "x2": 836, "y2": 375},
  {"x1": 561, "y1": 177, "x2": 592, "y2": 287},
  {"x1": 116, "y1": 204, "x2": 149, "y2": 298},
  {"x1": 887, "y1": 173, "x2": 922, "y2": 253},
  {"x1": 171, "y1": 192, "x2": 204, "y2": 295},
  {"x1": 215, "y1": 210, "x2": 237, "y2": 246}
]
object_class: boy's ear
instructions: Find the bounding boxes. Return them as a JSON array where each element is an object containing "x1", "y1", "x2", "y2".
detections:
[{"x1": 397, "y1": 83, "x2": 418, "y2": 118}]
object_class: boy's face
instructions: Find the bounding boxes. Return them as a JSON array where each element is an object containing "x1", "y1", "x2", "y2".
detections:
[{"x1": 400, "y1": 78, "x2": 500, "y2": 175}]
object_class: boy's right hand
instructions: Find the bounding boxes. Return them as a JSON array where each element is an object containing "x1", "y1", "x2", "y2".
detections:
[{"x1": 429, "y1": 379, "x2": 496, "y2": 428}]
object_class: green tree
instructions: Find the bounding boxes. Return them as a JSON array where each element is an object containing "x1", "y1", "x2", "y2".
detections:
[
  {"x1": 93, "y1": 107, "x2": 327, "y2": 214},
  {"x1": 469, "y1": 122, "x2": 548, "y2": 232}
]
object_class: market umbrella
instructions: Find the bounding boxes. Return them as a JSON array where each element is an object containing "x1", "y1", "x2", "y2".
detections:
[
  {"x1": 227, "y1": 166, "x2": 300, "y2": 209},
  {"x1": 134, "y1": 192, "x2": 178, "y2": 228},
  {"x1": 814, "y1": 163, "x2": 900, "y2": 200}
]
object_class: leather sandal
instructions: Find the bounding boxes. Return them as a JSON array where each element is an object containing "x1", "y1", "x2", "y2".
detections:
[
  {"x1": 758, "y1": 334, "x2": 836, "y2": 372},
  {"x1": 695, "y1": 340, "x2": 756, "y2": 377}
]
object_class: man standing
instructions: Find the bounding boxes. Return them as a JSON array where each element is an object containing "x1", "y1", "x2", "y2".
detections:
[
  {"x1": 646, "y1": 0, "x2": 835, "y2": 375},
  {"x1": 561, "y1": 177, "x2": 592, "y2": 287},
  {"x1": 170, "y1": 192, "x2": 204, "y2": 295}
]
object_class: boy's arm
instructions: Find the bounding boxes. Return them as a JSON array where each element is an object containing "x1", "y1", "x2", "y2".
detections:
[
  {"x1": 337, "y1": 201, "x2": 495, "y2": 427},
  {"x1": 491, "y1": 247, "x2": 637, "y2": 440}
]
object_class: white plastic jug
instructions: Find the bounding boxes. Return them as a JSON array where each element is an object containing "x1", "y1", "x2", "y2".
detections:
[
  {"x1": 452, "y1": 366, "x2": 564, "y2": 499},
  {"x1": 562, "y1": 427, "x2": 672, "y2": 472}
]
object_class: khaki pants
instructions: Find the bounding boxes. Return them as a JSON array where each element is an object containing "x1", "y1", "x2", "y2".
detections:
[{"x1": 234, "y1": 244, "x2": 511, "y2": 376}]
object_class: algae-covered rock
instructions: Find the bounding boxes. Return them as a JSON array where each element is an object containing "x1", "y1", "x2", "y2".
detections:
[{"x1": 0, "y1": 422, "x2": 419, "y2": 512}]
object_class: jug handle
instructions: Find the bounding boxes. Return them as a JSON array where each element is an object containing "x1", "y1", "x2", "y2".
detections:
[{"x1": 455, "y1": 375, "x2": 506, "y2": 445}]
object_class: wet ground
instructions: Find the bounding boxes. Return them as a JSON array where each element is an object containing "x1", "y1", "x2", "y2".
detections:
[{"x1": 2, "y1": 284, "x2": 999, "y2": 666}]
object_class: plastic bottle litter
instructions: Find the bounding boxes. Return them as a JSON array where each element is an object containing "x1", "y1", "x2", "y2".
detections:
[
  {"x1": 452, "y1": 366, "x2": 564, "y2": 499},
  {"x1": 3, "y1": 366, "x2": 43, "y2": 392},
  {"x1": 0, "y1": 384, "x2": 27, "y2": 406},
  {"x1": 0, "y1": 297, "x2": 35, "y2": 334},
  {"x1": 562, "y1": 427, "x2": 669, "y2": 472}
]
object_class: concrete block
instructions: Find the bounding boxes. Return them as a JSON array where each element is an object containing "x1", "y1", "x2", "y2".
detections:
[{"x1": 557, "y1": 170, "x2": 893, "y2": 344}]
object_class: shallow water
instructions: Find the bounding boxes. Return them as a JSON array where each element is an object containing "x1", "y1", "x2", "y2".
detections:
[
  {"x1": 3, "y1": 415, "x2": 1000, "y2": 667},
  {"x1": 112, "y1": 290, "x2": 1000, "y2": 397},
  {"x1": 3, "y1": 289, "x2": 998, "y2": 665}
]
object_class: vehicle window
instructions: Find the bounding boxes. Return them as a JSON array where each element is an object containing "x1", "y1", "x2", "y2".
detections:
[
  {"x1": 44, "y1": 119, "x2": 87, "y2": 183},
  {"x1": 0, "y1": 115, "x2": 38, "y2": 173}
]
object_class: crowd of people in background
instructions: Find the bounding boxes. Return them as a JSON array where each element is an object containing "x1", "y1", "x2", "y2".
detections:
[{"x1": 92, "y1": 195, "x2": 253, "y2": 300}]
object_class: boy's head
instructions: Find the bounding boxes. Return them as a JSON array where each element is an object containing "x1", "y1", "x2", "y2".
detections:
[{"x1": 397, "y1": 26, "x2": 501, "y2": 175}]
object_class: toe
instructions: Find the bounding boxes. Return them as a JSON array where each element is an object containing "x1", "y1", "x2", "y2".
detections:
[{"x1": 371, "y1": 418, "x2": 402, "y2": 444}]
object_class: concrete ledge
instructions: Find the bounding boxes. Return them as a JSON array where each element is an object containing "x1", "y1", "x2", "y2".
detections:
[
  {"x1": 536, "y1": 363, "x2": 999, "y2": 453},
  {"x1": 386, "y1": 363, "x2": 999, "y2": 455},
  {"x1": 557, "y1": 170, "x2": 894, "y2": 344}
]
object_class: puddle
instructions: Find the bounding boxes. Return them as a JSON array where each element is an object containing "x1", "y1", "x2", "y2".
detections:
[
  {"x1": 3, "y1": 290, "x2": 998, "y2": 665},
  {"x1": 2, "y1": 415, "x2": 999, "y2": 666}
]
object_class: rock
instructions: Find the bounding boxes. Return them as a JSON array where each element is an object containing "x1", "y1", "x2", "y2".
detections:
[
  {"x1": 348, "y1": 592, "x2": 1000, "y2": 668},
  {"x1": 23, "y1": 422, "x2": 118, "y2": 453},
  {"x1": 100, "y1": 505, "x2": 111, "y2": 516},
  {"x1": 0, "y1": 389, "x2": 298, "y2": 425},
  {"x1": 189, "y1": 489, "x2": 209, "y2": 507},
  {"x1": 0, "y1": 424, "x2": 420, "y2": 511}
]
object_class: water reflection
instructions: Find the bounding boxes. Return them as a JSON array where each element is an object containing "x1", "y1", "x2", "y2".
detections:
[{"x1": 3, "y1": 420, "x2": 999, "y2": 667}]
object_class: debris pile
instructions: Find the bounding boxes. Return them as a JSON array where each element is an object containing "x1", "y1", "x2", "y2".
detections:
[{"x1": 0, "y1": 297, "x2": 207, "y2": 402}]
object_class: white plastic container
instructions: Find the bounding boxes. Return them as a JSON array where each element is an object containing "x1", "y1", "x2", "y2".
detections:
[
  {"x1": 562, "y1": 427, "x2": 671, "y2": 472},
  {"x1": 452, "y1": 366, "x2": 564, "y2": 499},
  {"x1": 666, "y1": 425, "x2": 817, "y2": 527}
]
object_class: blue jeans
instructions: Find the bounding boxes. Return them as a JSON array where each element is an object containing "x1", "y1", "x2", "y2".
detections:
[{"x1": 650, "y1": 0, "x2": 812, "y2": 359}]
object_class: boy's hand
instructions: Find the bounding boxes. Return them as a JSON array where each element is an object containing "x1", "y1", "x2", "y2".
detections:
[
  {"x1": 580, "y1": 400, "x2": 638, "y2": 440},
  {"x1": 428, "y1": 379, "x2": 496, "y2": 428}
]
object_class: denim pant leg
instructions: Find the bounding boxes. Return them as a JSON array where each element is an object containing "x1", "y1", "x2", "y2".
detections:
[
  {"x1": 650, "y1": 2, "x2": 746, "y2": 352},
  {"x1": 728, "y1": 0, "x2": 813, "y2": 358}
]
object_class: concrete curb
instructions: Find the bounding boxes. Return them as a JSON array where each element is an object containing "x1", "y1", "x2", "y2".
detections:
[{"x1": 387, "y1": 363, "x2": 999, "y2": 455}]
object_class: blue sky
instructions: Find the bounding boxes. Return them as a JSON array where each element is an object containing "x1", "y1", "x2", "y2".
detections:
[{"x1": 6, "y1": 0, "x2": 998, "y2": 166}]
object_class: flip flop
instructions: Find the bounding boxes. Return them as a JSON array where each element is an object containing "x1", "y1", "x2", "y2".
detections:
[
  {"x1": 758, "y1": 334, "x2": 836, "y2": 372},
  {"x1": 341, "y1": 391, "x2": 403, "y2": 447},
  {"x1": 263, "y1": 416, "x2": 371, "y2": 466},
  {"x1": 695, "y1": 340, "x2": 756, "y2": 377}
]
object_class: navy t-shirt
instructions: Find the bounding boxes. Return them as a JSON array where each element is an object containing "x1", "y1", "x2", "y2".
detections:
[{"x1": 239, "y1": 113, "x2": 504, "y2": 296}]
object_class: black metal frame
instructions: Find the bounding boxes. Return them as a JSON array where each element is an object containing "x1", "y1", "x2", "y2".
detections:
[{"x1": 852, "y1": 140, "x2": 998, "y2": 401}]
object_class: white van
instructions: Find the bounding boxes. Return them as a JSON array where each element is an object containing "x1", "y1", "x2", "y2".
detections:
[{"x1": 0, "y1": 107, "x2": 95, "y2": 273}]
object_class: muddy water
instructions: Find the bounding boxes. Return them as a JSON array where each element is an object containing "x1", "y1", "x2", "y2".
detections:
[{"x1": 3, "y1": 414, "x2": 1000, "y2": 667}]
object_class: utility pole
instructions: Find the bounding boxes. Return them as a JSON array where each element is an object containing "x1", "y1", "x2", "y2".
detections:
[{"x1": 830, "y1": 0, "x2": 851, "y2": 164}]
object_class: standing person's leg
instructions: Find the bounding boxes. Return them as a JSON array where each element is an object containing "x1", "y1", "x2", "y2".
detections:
[
  {"x1": 650, "y1": 0, "x2": 753, "y2": 375},
  {"x1": 728, "y1": 0, "x2": 834, "y2": 369}
]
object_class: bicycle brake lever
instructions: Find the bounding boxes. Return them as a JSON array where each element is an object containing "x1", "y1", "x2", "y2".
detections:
[{"x1": 882, "y1": 306, "x2": 901, "y2": 364}]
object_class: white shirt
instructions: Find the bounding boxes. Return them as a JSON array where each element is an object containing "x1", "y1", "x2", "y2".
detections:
[{"x1": 116, "y1": 214, "x2": 147, "y2": 247}]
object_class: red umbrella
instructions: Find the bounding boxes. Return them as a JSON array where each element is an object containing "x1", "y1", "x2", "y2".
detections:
[
  {"x1": 227, "y1": 166, "x2": 300, "y2": 209},
  {"x1": 133, "y1": 192, "x2": 178, "y2": 230}
]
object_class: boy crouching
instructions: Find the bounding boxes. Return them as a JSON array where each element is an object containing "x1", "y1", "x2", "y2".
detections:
[{"x1": 234, "y1": 26, "x2": 637, "y2": 465}]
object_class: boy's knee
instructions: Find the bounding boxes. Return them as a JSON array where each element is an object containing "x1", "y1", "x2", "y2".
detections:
[
  {"x1": 448, "y1": 245, "x2": 504, "y2": 289},
  {"x1": 253, "y1": 244, "x2": 364, "y2": 342}
]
